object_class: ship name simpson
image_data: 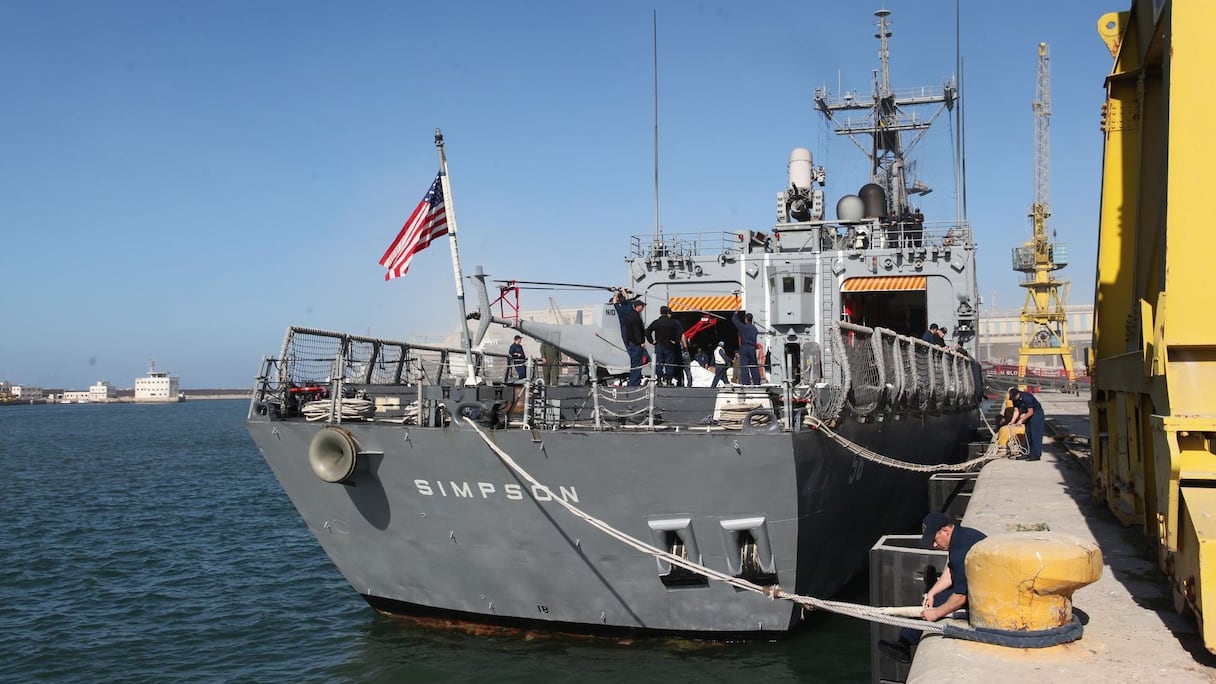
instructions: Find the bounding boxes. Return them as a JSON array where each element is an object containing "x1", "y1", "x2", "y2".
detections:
[{"x1": 413, "y1": 479, "x2": 579, "y2": 503}]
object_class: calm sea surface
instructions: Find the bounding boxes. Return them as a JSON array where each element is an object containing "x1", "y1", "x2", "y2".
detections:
[{"x1": 1, "y1": 400, "x2": 869, "y2": 682}]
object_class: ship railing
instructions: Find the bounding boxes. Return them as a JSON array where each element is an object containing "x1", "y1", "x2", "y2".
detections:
[
  {"x1": 627, "y1": 231, "x2": 746, "y2": 260},
  {"x1": 852, "y1": 219, "x2": 973, "y2": 251},
  {"x1": 815, "y1": 83, "x2": 952, "y2": 109},
  {"x1": 250, "y1": 326, "x2": 511, "y2": 423},
  {"x1": 491, "y1": 325, "x2": 981, "y2": 433},
  {"x1": 824, "y1": 323, "x2": 981, "y2": 423},
  {"x1": 770, "y1": 219, "x2": 971, "y2": 254}
]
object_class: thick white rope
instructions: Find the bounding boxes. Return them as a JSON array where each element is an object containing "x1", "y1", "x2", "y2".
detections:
[
  {"x1": 461, "y1": 416, "x2": 946, "y2": 633},
  {"x1": 301, "y1": 397, "x2": 374, "y2": 422},
  {"x1": 803, "y1": 414, "x2": 1005, "y2": 472}
]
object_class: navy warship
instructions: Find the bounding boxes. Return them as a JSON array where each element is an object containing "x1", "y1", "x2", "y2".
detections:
[{"x1": 246, "y1": 9, "x2": 982, "y2": 637}]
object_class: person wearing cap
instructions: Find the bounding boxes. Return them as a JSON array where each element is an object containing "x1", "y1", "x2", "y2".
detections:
[
  {"x1": 732, "y1": 309, "x2": 761, "y2": 385},
  {"x1": 879, "y1": 512, "x2": 988, "y2": 664},
  {"x1": 646, "y1": 305, "x2": 683, "y2": 386},
  {"x1": 710, "y1": 341, "x2": 731, "y2": 388},
  {"x1": 935, "y1": 326, "x2": 949, "y2": 347},
  {"x1": 609, "y1": 288, "x2": 639, "y2": 344},
  {"x1": 508, "y1": 335, "x2": 527, "y2": 381},
  {"x1": 1006, "y1": 386, "x2": 1046, "y2": 460},
  {"x1": 620, "y1": 297, "x2": 648, "y2": 386},
  {"x1": 610, "y1": 290, "x2": 648, "y2": 380}
]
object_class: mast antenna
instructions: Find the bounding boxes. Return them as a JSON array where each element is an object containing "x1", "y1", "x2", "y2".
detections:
[
  {"x1": 652, "y1": 10, "x2": 661, "y2": 243},
  {"x1": 875, "y1": 9, "x2": 892, "y2": 98}
]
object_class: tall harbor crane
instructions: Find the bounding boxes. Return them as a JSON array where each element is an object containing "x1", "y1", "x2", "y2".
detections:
[{"x1": 1013, "y1": 42, "x2": 1075, "y2": 386}]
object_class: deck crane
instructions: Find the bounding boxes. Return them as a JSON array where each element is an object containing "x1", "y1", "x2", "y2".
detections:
[{"x1": 1013, "y1": 42, "x2": 1075, "y2": 387}]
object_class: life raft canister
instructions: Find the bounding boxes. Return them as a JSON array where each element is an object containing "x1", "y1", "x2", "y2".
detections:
[{"x1": 308, "y1": 426, "x2": 359, "y2": 483}]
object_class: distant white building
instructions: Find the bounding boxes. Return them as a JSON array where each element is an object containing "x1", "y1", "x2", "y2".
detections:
[
  {"x1": 135, "y1": 362, "x2": 184, "y2": 402},
  {"x1": 12, "y1": 385, "x2": 43, "y2": 401},
  {"x1": 63, "y1": 390, "x2": 92, "y2": 403},
  {"x1": 89, "y1": 381, "x2": 117, "y2": 402}
]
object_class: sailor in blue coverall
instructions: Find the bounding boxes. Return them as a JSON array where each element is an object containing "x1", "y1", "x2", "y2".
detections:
[
  {"x1": 1008, "y1": 387, "x2": 1046, "y2": 460},
  {"x1": 732, "y1": 311, "x2": 760, "y2": 385},
  {"x1": 879, "y1": 512, "x2": 988, "y2": 663}
]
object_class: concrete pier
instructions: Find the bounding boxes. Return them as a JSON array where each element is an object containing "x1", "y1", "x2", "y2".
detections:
[{"x1": 906, "y1": 392, "x2": 1216, "y2": 682}]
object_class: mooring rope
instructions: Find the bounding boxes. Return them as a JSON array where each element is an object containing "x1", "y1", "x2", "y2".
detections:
[
  {"x1": 301, "y1": 397, "x2": 375, "y2": 422},
  {"x1": 977, "y1": 400, "x2": 1028, "y2": 459},
  {"x1": 802, "y1": 414, "x2": 1005, "y2": 473}
]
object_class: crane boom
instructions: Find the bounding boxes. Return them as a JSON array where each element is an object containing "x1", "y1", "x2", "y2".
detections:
[
  {"x1": 1014, "y1": 42, "x2": 1075, "y2": 386},
  {"x1": 1032, "y1": 41, "x2": 1051, "y2": 231}
]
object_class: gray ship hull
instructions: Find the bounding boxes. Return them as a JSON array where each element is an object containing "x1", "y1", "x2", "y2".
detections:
[
  {"x1": 247, "y1": 408, "x2": 975, "y2": 636},
  {"x1": 247, "y1": 8, "x2": 984, "y2": 637}
]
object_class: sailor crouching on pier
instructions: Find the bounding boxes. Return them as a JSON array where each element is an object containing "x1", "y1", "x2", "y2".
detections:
[{"x1": 879, "y1": 512, "x2": 987, "y2": 664}]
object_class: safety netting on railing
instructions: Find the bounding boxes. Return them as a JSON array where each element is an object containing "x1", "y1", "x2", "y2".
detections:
[
  {"x1": 838, "y1": 328, "x2": 884, "y2": 417},
  {"x1": 275, "y1": 326, "x2": 509, "y2": 389},
  {"x1": 817, "y1": 323, "x2": 980, "y2": 423}
]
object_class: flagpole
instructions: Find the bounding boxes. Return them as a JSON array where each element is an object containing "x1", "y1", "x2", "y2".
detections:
[{"x1": 434, "y1": 129, "x2": 479, "y2": 385}]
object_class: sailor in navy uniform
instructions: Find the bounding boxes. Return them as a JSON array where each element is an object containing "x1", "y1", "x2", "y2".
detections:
[
  {"x1": 1008, "y1": 387, "x2": 1046, "y2": 460},
  {"x1": 508, "y1": 335, "x2": 527, "y2": 380}
]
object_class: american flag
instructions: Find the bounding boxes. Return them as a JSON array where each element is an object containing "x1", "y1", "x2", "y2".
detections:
[{"x1": 379, "y1": 172, "x2": 449, "y2": 281}]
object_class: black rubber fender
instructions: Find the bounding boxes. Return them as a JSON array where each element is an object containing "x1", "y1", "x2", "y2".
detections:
[
  {"x1": 942, "y1": 615, "x2": 1084, "y2": 648},
  {"x1": 741, "y1": 408, "x2": 782, "y2": 434},
  {"x1": 440, "y1": 400, "x2": 488, "y2": 428}
]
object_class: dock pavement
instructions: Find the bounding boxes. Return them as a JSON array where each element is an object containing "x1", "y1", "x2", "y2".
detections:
[{"x1": 906, "y1": 391, "x2": 1216, "y2": 682}]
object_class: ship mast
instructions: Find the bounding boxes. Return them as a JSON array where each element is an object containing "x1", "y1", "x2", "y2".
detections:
[
  {"x1": 814, "y1": 9, "x2": 957, "y2": 217},
  {"x1": 1014, "y1": 43, "x2": 1074, "y2": 387}
]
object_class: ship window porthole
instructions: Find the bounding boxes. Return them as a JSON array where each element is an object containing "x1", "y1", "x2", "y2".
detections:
[
  {"x1": 803, "y1": 276, "x2": 814, "y2": 293},
  {"x1": 782, "y1": 276, "x2": 795, "y2": 293}
]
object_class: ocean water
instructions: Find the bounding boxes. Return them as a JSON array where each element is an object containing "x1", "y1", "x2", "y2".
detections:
[{"x1": 0, "y1": 400, "x2": 869, "y2": 682}]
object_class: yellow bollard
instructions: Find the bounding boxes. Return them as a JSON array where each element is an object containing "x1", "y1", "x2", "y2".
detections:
[
  {"x1": 996, "y1": 424, "x2": 1024, "y2": 447},
  {"x1": 966, "y1": 533, "x2": 1103, "y2": 631}
]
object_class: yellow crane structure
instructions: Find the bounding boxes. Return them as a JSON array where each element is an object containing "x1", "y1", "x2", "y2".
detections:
[
  {"x1": 1014, "y1": 42, "x2": 1075, "y2": 387},
  {"x1": 1092, "y1": 0, "x2": 1216, "y2": 653}
]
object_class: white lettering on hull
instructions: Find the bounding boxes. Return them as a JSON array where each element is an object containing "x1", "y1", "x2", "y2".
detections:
[{"x1": 413, "y1": 479, "x2": 578, "y2": 503}]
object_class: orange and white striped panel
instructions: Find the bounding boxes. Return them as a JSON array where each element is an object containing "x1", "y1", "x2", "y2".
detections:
[
  {"x1": 841, "y1": 276, "x2": 927, "y2": 292},
  {"x1": 667, "y1": 295, "x2": 741, "y2": 312}
]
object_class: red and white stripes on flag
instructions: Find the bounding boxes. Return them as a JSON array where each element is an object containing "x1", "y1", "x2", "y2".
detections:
[{"x1": 379, "y1": 173, "x2": 449, "y2": 281}]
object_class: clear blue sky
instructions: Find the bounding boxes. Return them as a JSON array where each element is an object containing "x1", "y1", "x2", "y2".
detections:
[{"x1": 1, "y1": 0, "x2": 1117, "y2": 389}]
